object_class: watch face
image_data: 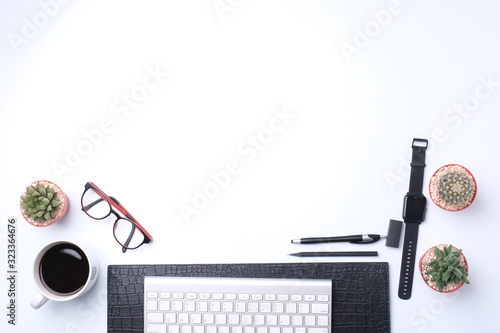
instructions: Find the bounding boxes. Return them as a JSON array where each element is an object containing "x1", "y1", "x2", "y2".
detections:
[{"x1": 403, "y1": 195, "x2": 427, "y2": 222}]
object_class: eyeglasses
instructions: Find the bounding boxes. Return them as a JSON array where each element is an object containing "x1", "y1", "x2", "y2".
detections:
[{"x1": 81, "y1": 182, "x2": 152, "y2": 252}]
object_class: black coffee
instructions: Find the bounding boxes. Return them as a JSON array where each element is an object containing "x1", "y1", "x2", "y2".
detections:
[{"x1": 39, "y1": 243, "x2": 90, "y2": 295}]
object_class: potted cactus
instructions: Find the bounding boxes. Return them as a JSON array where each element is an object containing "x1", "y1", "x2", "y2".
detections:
[
  {"x1": 429, "y1": 164, "x2": 477, "y2": 211},
  {"x1": 20, "y1": 180, "x2": 70, "y2": 227},
  {"x1": 420, "y1": 244, "x2": 469, "y2": 293}
]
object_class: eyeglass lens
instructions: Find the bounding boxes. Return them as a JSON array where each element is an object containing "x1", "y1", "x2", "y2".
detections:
[
  {"x1": 114, "y1": 219, "x2": 145, "y2": 249},
  {"x1": 82, "y1": 188, "x2": 111, "y2": 218},
  {"x1": 82, "y1": 188, "x2": 145, "y2": 249}
]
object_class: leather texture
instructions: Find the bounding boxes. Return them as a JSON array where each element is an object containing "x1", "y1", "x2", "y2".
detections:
[{"x1": 108, "y1": 262, "x2": 390, "y2": 333}]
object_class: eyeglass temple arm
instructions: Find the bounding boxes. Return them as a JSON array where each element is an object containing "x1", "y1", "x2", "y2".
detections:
[
  {"x1": 109, "y1": 197, "x2": 153, "y2": 241},
  {"x1": 121, "y1": 226, "x2": 137, "y2": 253}
]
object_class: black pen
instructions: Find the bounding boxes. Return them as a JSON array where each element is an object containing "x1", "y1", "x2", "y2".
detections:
[
  {"x1": 291, "y1": 234, "x2": 385, "y2": 244},
  {"x1": 289, "y1": 251, "x2": 378, "y2": 257}
]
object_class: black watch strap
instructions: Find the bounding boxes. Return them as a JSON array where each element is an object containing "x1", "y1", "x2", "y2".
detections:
[
  {"x1": 398, "y1": 138, "x2": 428, "y2": 300},
  {"x1": 398, "y1": 222, "x2": 419, "y2": 299},
  {"x1": 408, "y1": 139, "x2": 427, "y2": 195}
]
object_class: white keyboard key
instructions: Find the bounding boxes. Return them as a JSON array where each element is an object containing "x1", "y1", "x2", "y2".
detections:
[
  {"x1": 285, "y1": 303, "x2": 297, "y2": 313},
  {"x1": 232, "y1": 327, "x2": 242, "y2": 333},
  {"x1": 160, "y1": 300, "x2": 170, "y2": 311},
  {"x1": 238, "y1": 293, "x2": 250, "y2": 300},
  {"x1": 266, "y1": 315, "x2": 278, "y2": 326},
  {"x1": 219, "y1": 327, "x2": 230, "y2": 333},
  {"x1": 228, "y1": 314, "x2": 240, "y2": 325},
  {"x1": 206, "y1": 326, "x2": 216, "y2": 333},
  {"x1": 241, "y1": 315, "x2": 252, "y2": 325},
  {"x1": 222, "y1": 302, "x2": 234, "y2": 312},
  {"x1": 178, "y1": 313, "x2": 189, "y2": 324},
  {"x1": 165, "y1": 313, "x2": 177, "y2": 323},
  {"x1": 199, "y1": 293, "x2": 210, "y2": 300},
  {"x1": 173, "y1": 292, "x2": 184, "y2": 299},
  {"x1": 295, "y1": 328, "x2": 305, "y2": 333},
  {"x1": 185, "y1": 301, "x2": 196, "y2": 312},
  {"x1": 147, "y1": 313, "x2": 163, "y2": 323},
  {"x1": 260, "y1": 302, "x2": 271, "y2": 313},
  {"x1": 172, "y1": 301, "x2": 183, "y2": 311},
  {"x1": 248, "y1": 303, "x2": 259, "y2": 313},
  {"x1": 147, "y1": 324, "x2": 167, "y2": 333},
  {"x1": 210, "y1": 302, "x2": 221, "y2": 312},
  {"x1": 304, "y1": 295, "x2": 315, "y2": 301},
  {"x1": 203, "y1": 314, "x2": 214, "y2": 324},
  {"x1": 311, "y1": 304, "x2": 329, "y2": 314},
  {"x1": 186, "y1": 292, "x2": 197, "y2": 299},
  {"x1": 252, "y1": 293, "x2": 263, "y2": 301},
  {"x1": 304, "y1": 316, "x2": 315, "y2": 326},
  {"x1": 317, "y1": 295, "x2": 329, "y2": 302},
  {"x1": 269, "y1": 328, "x2": 280, "y2": 333},
  {"x1": 298, "y1": 303, "x2": 310, "y2": 314},
  {"x1": 264, "y1": 294, "x2": 276, "y2": 301},
  {"x1": 254, "y1": 314, "x2": 265, "y2": 325},
  {"x1": 291, "y1": 295, "x2": 302, "y2": 301},
  {"x1": 193, "y1": 326, "x2": 205, "y2": 333},
  {"x1": 235, "y1": 302, "x2": 246, "y2": 312},
  {"x1": 292, "y1": 315, "x2": 303, "y2": 326},
  {"x1": 277, "y1": 294, "x2": 289, "y2": 301},
  {"x1": 257, "y1": 328, "x2": 267, "y2": 333},
  {"x1": 181, "y1": 326, "x2": 192, "y2": 333},
  {"x1": 307, "y1": 329, "x2": 328, "y2": 333},
  {"x1": 147, "y1": 300, "x2": 158, "y2": 311},
  {"x1": 168, "y1": 325, "x2": 180, "y2": 333},
  {"x1": 213, "y1": 293, "x2": 224, "y2": 300},
  {"x1": 226, "y1": 293, "x2": 237, "y2": 300},
  {"x1": 191, "y1": 313, "x2": 202, "y2": 324},
  {"x1": 198, "y1": 302, "x2": 208, "y2": 312},
  {"x1": 279, "y1": 315, "x2": 290, "y2": 325},
  {"x1": 147, "y1": 291, "x2": 158, "y2": 299},
  {"x1": 160, "y1": 292, "x2": 171, "y2": 299},
  {"x1": 317, "y1": 316, "x2": 329, "y2": 326},
  {"x1": 216, "y1": 314, "x2": 227, "y2": 324},
  {"x1": 245, "y1": 327, "x2": 255, "y2": 333},
  {"x1": 283, "y1": 328, "x2": 293, "y2": 333},
  {"x1": 273, "y1": 303, "x2": 284, "y2": 313}
]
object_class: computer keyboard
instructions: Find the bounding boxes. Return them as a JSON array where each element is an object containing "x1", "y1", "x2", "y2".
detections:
[{"x1": 144, "y1": 276, "x2": 332, "y2": 333}]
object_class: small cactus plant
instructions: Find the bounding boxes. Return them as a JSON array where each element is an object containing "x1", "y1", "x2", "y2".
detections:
[
  {"x1": 20, "y1": 180, "x2": 69, "y2": 227},
  {"x1": 421, "y1": 244, "x2": 469, "y2": 292},
  {"x1": 429, "y1": 164, "x2": 476, "y2": 211}
]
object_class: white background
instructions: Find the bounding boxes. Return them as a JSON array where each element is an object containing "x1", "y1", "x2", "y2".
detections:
[{"x1": 1, "y1": 1, "x2": 499, "y2": 332}]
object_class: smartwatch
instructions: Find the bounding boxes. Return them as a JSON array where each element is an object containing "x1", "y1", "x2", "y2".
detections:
[{"x1": 398, "y1": 138, "x2": 428, "y2": 300}]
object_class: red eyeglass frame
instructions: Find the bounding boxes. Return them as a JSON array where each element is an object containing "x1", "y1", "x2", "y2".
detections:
[{"x1": 81, "y1": 181, "x2": 153, "y2": 251}]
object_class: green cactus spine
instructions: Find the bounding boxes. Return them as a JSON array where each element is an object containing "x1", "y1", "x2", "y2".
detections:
[{"x1": 437, "y1": 171, "x2": 475, "y2": 208}]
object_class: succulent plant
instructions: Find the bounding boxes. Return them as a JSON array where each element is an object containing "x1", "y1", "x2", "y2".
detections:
[
  {"x1": 20, "y1": 182, "x2": 60, "y2": 222},
  {"x1": 437, "y1": 171, "x2": 475, "y2": 208},
  {"x1": 429, "y1": 164, "x2": 476, "y2": 211},
  {"x1": 425, "y1": 244, "x2": 469, "y2": 292}
]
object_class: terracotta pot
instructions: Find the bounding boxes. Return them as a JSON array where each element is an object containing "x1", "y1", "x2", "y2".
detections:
[
  {"x1": 20, "y1": 180, "x2": 70, "y2": 227},
  {"x1": 429, "y1": 164, "x2": 477, "y2": 211},
  {"x1": 420, "y1": 244, "x2": 468, "y2": 293}
]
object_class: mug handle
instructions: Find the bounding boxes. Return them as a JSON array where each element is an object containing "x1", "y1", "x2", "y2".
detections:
[{"x1": 31, "y1": 293, "x2": 49, "y2": 309}]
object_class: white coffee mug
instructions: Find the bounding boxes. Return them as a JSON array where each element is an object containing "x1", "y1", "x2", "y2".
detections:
[{"x1": 31, "y1": 240, "x2": 98, "y2": 309}]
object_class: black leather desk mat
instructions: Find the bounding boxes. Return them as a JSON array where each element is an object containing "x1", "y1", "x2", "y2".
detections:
[{"x1": 108, "y1": 262, "x2": 390, "y2": 333}]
